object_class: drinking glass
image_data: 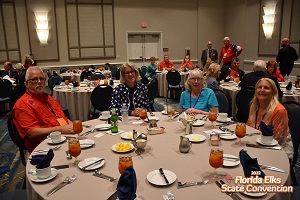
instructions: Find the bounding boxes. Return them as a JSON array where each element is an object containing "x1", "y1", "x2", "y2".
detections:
[
  {"x1": 139, "y1": 109, "x2": 148, "y2": 121},
  {"x1": 235, "y1": 77, "x2": 240, "y2": 84},
  {"x1": 104, "y1": 79, "x2": 108, "y2": 85},
  {"x1": 118, "y1": 155, "x2": 133, "y2": 174},
  {"x1": 167, "y1": 108, "x2": 175, "y2": 121},
  {"x1": 209, "y1": 148, "x2": 223, "y2": 179},
  {"x1": 65, "y1": 80, "x2": 69, "y2": 85},
  {"x1": 208, "y1": 111, "x2": 218, "y2": 128},
  {"x1": 235, "y1": 123, "x2": 246, "y2": 145},
  {"x1": 70, "y1": 76, "x2": 75, "y2": 83},
  {"x1": 68, "y1": 138, "x2": 81, "y2": 164},
  {"x1": 87, "y1": 76, "x2": 92, "y2": 81},
  {"x1": 73, "y1": 120, "x2": 83, "y2": 134}
]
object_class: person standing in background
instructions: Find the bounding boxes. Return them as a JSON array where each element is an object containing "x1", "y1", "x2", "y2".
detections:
[
  {"x1": 218, "y1": 37, "x2": 243, "y2": 68},
  {"x1": 23, "y1": 54, "x2": 35, "y2": 70},
  {"x1": 201, "y1": 41, "x2": 218, "y2": 67},
  {"x1": 276, "y1": 38, "x2": 298, "y2": 77}
]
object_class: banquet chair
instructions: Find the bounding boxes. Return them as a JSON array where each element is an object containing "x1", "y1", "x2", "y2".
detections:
[
  {"x1": 166, "y1": 70, "x2": 184, "y2": 99},
  {"x1": 115, "y1": 68, "x2": 120, "y2": 80},
  {"x1": 59, "y1": 67, "x2": 69, "y2": 74},
  {"x1": 111, "y1": 65, "x2": 118, "y2": 79},
  {"x1": 0, "y1": 79, "x2": 13, "y2": 112},
  {"x1": 139, "y1": 69, "x2": 149, "y2": 85},
  {"x1": 90, "y1": 84, "x2": 113, "y2": 119},
  {"x1": 92, "y1": 72, "x2": 105, "y2": 80},
  {"x1": 141, "y1": 66, "x2": 147, "y2": 75},
  {"x1": 48, "y1": 76, "x2": 62, "y2": 96},
  {"x1": 235, "y1": 86, "x2": 255, "y2": 123},
  {"x1": 80, "y1": 71, "x2": 93, "y2": 81},
  {"x1": 147, "y1": 78, "x2": 158, "y2": 112},
  {"x1": 213, "y1": 89, "x2": 232, "y2": 117}
]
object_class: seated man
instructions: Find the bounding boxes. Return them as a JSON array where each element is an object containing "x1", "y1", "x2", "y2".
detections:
[
  {"x1": 159, "y1": 55, "x2": 175, "y2": 71},
  {"x1": 3, "y1": 61, "x2": 18, "y2": 81},
  {"x1": 239, "y1": 60, "x2": 283, "y2": 98},
  {"x1": 11, "y1": 66, "x2": 75, "y2": 153},
  {"x1": 218, "y1": 57, "x2": 244, "y2": 82}
]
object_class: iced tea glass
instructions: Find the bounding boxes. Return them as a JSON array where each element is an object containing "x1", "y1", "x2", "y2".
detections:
[
  {"x1": 167, "y1": 108, "x2": 175, "y2": 121},
  {"x1": 208, "y1": 111, "x2": 218, "y2": 128},
  {"x1": 73, "y1": 120, "x2": 83, "y2": 134},
  {"x1": 235, "y1": 77, "x2": 240, "y2": 84},
  {"x1": 118, "y1": 155, "x2": 133, "y2": 174},
  {"x1": 209, "y1": 148, "x2": 223, "y2": 179},
  {"x1": 65, "y1": 79, "x2": 69, "y2": 85},
  {"x1": 68, "y1": 138, "x2": 81, "y2": 164},
  {"x1": 139, "y1": 109, "x2": 148, "y2": 121},
  {"x1": 235, "y1": 123, "x2": 246, "y2": 146}
]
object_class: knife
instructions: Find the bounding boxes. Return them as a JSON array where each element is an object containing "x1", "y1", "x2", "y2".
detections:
[
  {"x1": 259, "y1": 165, "x2": 287, "y2": 173},
  {"x1": 215, "y1": 180, "x2": 242, "y2": 200},
  {"x1": 82, "y1": 159, "x2": 104, "y2": 170},
  {"x1": 159, "y1": 168, "x2": 169, "y2": 184},
  {"x1": 52, "y1": 165, "x2": 70, "y2": 170},
  {"x1": 246, "y1": 144, "x2": 282, "y2": 150}
]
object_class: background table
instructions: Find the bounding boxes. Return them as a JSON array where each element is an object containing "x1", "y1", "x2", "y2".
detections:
[
  {"x1": 26, "y1": 113, "x2": 291, "y2": 200},
  {"x1": 60, "y1": 73, "x2": 81, "y2": 82}
]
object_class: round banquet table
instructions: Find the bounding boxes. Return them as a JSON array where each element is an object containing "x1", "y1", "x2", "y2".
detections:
[
  {"x1": 26, "y1": 113, "x2": 291, "y2": 200},
  {"x1": 60, "y1": 73, "x2": 81, "y2": 82}
]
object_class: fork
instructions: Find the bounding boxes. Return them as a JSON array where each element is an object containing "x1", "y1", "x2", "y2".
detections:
[
  {"x1": 94, "y1": 170, "x2": 117, "y2": 182},
  {"x1": 33, "y1": 145, "x2": 61, "y2": 153},
  {"x1": 45, "y1": 174, "x2": 77, "y2": 197},
  {"x1": 177, "y1": 179, "x2": 209, "y2": 188}
]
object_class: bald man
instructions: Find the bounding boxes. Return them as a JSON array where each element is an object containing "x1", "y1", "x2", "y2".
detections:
[
  {"x1": 201, "y1": 41, "x2": 218, "y2": 67},
  {"x1": 218, "y1": 37, "x2": 243, "y2": 68},
  {"x1": 276, "y1": 38, "x2": 298, "y2": 77}
]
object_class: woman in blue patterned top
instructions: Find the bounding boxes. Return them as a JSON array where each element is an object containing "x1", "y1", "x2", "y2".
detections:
[
  {"x1": 178, "y1": 69, "x2": 219, "y2": 116},
  {"x1": 111, "y1": 62, "x2": 149, "y2": 116}
]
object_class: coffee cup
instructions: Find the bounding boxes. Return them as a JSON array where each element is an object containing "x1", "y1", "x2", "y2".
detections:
[
  {"x1": 36, "y1": 166, "x2": 51, "y2": 179},
  {"x1": 218, "y1": 113, "x2": 228, "y2": 121},
  {"x1": 261, "y1": 135, "x2": 273, "y2": 144},
  {"x1": 50, "y1": 132, "x2": 61, "y2": 143},
  {"x1": 102, "y1": 111, "x2": 110, "y2": 119}
]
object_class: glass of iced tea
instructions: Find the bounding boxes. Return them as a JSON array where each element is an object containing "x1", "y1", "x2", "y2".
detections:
[
  {"x1": 73, "y1": 120, "x2": 83, "y2": 134},
  {"x1": 104, "y1": 79, "x2": 108, "y2": 85},
  {"x1": 139, "y1": 109, "x2": 148, "y2": 121},
  {"x1": 167, "y1": 108, "x2": 175, "y2": 121},
  {"x1": 209, "y1": 148, "x2": 223, "y2": 179},
  {"x1": 235, "y1": 123, "x2": 246, "y2": 146},
  {"x1": 118, "y1": 155, "x2": 133, "y2": 174},
  {"x1": 235, "y1": 77, "x2": 240, "y2": 84},
  {"x1": 208, "y1": 110, "x2": 218, "y2": 128},
  {"x1": 65, "y1": 79, "x2": 69, "y2": 85},
  {"x1": 68, "y1": 138, "x2": 81, "y2": 164}
]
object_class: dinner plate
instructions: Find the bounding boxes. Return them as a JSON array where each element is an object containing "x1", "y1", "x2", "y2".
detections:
[
  {"x1": 192, "y1": 120, "x2": 205, "y2": 127},
  {"x1": 144, "y1": 116, "x2": 159, "y2": 122},
  {"x1": 256, "y1": 138, "x2": 278, "y2": 146},
  {"x1": 147, "y1": 169, "x2": 177, "y2": 186},
  {"x1": 78, "y1": 157, "x2": 105, "y2": 170},
  {"x1": 29, "y1": 168, "x2": 57, "y2": 182},
  {"x1": 223, "y1": 154, "x2": 240, "y2": 167},
  {"x1": 120, "y1": 131, "x2": 140, "y2": 140},
  {"x1": 111, "y1": 143, "x2": 134, "y2": 153},
  {"x1": 219, "y1": 134, "x2": 237, "y2": 140},
  {"x1": 47, "y1": 136, "x2": 66, "y2": 144},
  {"x1": 184, "y1": 134, "x2": 206, "y2": 143},
  {"x1": 79, "y1": 139, "x2": 95, "y2": 149},
  {"x1": 99, "y1": 115, "x2": 111, "y2": 121},
  {"x1": 216, "y1": 117, "x2": 231, "y2": 123},
  {"x1": 94, "y1": 124, "x2": 111, "y2": 131}
]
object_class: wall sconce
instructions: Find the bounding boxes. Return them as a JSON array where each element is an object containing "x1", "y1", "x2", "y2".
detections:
[
  {"x1": 262, "y1": 4, "x2": 276, "y2": 39},
  {"x1": 35, "y1": 12, "x2": 49, "y2": 44}
]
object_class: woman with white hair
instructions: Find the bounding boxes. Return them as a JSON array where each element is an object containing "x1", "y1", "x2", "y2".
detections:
[
  {"x1": 178, "y1": 69, "x2": 219, "y2": 116},
  {"x1": 111, "y1": 62, "x2": 149, "y2": 116}
]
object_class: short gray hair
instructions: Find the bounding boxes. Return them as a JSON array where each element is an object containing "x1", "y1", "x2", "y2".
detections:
[
  {"x1": 15, "y1": 63, "x2": 24, "y2": 70},
  {"x1": 185, "y1": 69, "x2": 207, "y2": 91},
  {"x1": 253, "y1": 60, "x2": 266, "y2": 72},
  {"x1": 119, "y1": 62, "x2": 141, "y2": 84},
  {"x1": 25, "y1": 66, "x2": 44, "y2": 81}
]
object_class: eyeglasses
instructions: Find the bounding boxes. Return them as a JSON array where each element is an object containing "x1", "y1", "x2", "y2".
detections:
[
  {"x1": 190, "y1": 77, "x2": 203, "y2": 82},
  {"x1": 124, "y1": 70, "x2": 135, "y2": 75},
  {"x1": 28, "y1": 77, "x2": 46, "y2": 83}
]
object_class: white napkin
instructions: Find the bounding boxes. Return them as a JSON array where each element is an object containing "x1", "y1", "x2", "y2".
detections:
[
  {"x1": 94, "y1": 133, "x2": 105, "y2": 138},
  {"x1": 2, "y1": 75, "x2": 15, "y2": 83},
  {"x1": 132, "y1": 120, "x2": 143, "y2": 125},
  {"x1": 204, "y1": 129, "x2": 226, "y2": 135},
  {"x1": 105, "y1": 130, "x2": 124, "y2": 136}
]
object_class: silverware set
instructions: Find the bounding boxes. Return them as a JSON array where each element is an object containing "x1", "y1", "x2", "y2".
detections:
[
  {"x1": 215, "y1": 180, "x2": 243, "y2": 200},
  {"x1": 259, "y1": 164, "x2": 287, "y2": 173},
  {"x1": 246, "y1": 144, "x2": 282, "y2": 150},
  {"x1": 93, "y1": 170, "x2": 117, "y2": 182},
  {"x1": 45, "y1": 174, "x2": 76, "y2": 197},
  {"x1": 32, "y1": 145, "x2": 61, "y2": 154},
  {"x1": 177, "y1": 179, "x2": 209, "y2": 188},
  {"x1": 223, "y1": 156, "x2": 240, "y2": 161}
]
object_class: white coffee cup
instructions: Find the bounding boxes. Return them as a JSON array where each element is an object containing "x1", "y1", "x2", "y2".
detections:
[
  {"x1": 102, "y1": 111, "x2": 110, "y2": 119},
  {"x1": 50, "y1": 132, "x2": 61, "y2": 143},
  {"x1": 36, "y1": 166, "x2": 51, "y2": 179},
  {"x1": 218, "y1": 113, "x2": 228, "y2": 121},
  {"x1": 261, "y1": 135, "x2": 273, "y2": 144}
]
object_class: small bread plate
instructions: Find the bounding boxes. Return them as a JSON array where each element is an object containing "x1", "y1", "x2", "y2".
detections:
[
  {"x1": 147, "y1": 127, "x2": 165, "y2": 135},
  {"x1": 144, "y1": 116, "x2": 159, "y2": 122},
  {"x1": 79, "y1": 139, "x2": 95, "y2": 149},
  {"x1": 47, "y1": 136, "x2": 66, "y2": 144},
  {"x1": 216, "y1": 117, "x2": 231, "y2": 123},
  {"x1": 223, "y1": 154, "x2": 240, "y2": 167},
  {"x1": 280, "y1": 84, "x2": 287, "y2": 88},
  {"x1": 184, "y1": 134, "x2": 206, "y2": 143},
  {"x1": 99, "y1": 115, "x2": 111, "y2": 121},
  {"x1": 78, "y1": 157, "x2": 105, "y2": 170},
  {"x1": 29, "y1": 168, "x2": 58, "y2": 183},
  {"x1": 111, "y1": 143, "x2": 134, "y2": 153},
  {"x1": 192, "y1": 120, "x2": 205, "y2": 127},
  {"x1": 120, "y1": 131, "x2": 140, "y2": 140},
  {"x1": 161, "y1": 110, "x2": 178, "y2": 115},
  {"x1": 219, "y1": 134, "x2": 237, "y2": 140},
  {"x1": 147, "y1": 169, "x2": 177, "y2": 186},
  {"x1": 256, "y1": 138, "x2": 278, "y2": 146},
  {"x1": 94, "y1": 124, "x2": 111, "y2": 131}
]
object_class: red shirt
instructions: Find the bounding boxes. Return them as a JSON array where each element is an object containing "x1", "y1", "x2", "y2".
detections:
[
  {"x1": 159, "y1": 60, "x2": 174, "y2": 70},
  {"x1": 180, "y1": 61, "x2": 195, "y2": 69},
  {"x1": 219, "y1": 43, "x2": 242, "y2": 64},
  {"x1": 12, "y1": 90, "x2": 68, "y2": 153}
]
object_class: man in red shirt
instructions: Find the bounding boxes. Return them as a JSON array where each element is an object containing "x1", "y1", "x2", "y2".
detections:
[
  {"x1": 11, "y1": 66, "x2": 75, "y2": 153},
  {"x1": 218, "y1": 37, "x2": 243, "y2": 68},
  {"x1": 159, "y1": 55, "x2": 175, "y2": 71}
]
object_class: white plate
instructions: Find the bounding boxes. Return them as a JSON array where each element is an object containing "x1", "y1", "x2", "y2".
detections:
[
  {"x1": 120, "y1": 131, "x2": 140, "y2": 140},
  {"x1": 223, "y1": 154, "x2": 240, "y2": 167},
  {"x1": 29, "y1": 168, "x2": 57, "y2": 182},
  {"x1": 161, "y1": 110, "x2": 178, "y2": 115},
  {"x1": 47, "y1": 136, "x2": 66, "y2": 144},
  {"x1": 111, "y1": 143, "x2": 134, "y2": 153},
  {"x1": 216, "y1": 117, "x2": 231, "y2": 123},
  {"x1": 184, "y1": 134, "x2": 206, "y2": 143},
  {"x1": 94, "y1": 124, "x2": 111, "y2": 131},
  {"x1": 144, "y1": 116, "x2": 159, "y2": 122},
  {"x1": 192, "y1": 120, "x2": 205, "y2": 127},
  {"x1": 78, "y1": 157, "x2": 105, "y2": 170},
  {"x1": 280, "y1": 84, "x2": 287, "y2": 88},
  {"x1": 256, "y1": 138, "x2": 278, "y2": 146},
  {"x1": 220, "y1": 134, "x2": 237, "y2": 140},
  {"x1": 79, "y1": 139, "x2": 95, "y2": 149},
  {"x1": 147, "y1": 169, "x2": 177, "y2": 186},
  {"x1": 99, "y1": 115, "x2": 111, "y2": 121},
  {"x1": 241, "y1": 185, "x2": 267, "y2": 197}
]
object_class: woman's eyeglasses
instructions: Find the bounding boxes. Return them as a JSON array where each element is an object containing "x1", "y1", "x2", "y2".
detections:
[
  {"x1": 124, "y1": 70, "x2": 135, "y2": 75},
  {"x1": 190, "y1": 78, "x2": 203, "y2": 82}
]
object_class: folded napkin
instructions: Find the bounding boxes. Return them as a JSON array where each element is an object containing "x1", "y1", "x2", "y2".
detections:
[
  {"x1": 286, "y1": 81, "x2": 292, "y2": 90},
  {"x1": 30, "y1": 149, "x2": 54, "y2": 169},
  {"x1": 239, "y1": 149, "x2": 265, "y2": 178},
  {"x1": 260, "y1": 121, "x2": 273, "y2": 136},
  {"x1": 117, "y1": 166, "x2": 137, "y2": 200}
]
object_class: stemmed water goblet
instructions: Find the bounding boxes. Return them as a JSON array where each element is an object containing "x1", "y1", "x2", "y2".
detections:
[
  {"x1": 167, "y1": 108, "x2": 175, "y2": 121},
  {"x1": 235, "y1": 123, "x2": 246, "y2": 146},
  {"x1": 209, "y1": 148, "x2": 223, "y2": 179},
  {"x1": 208, "y1": 111, "x2": 218, "y2": 128},
  {"x1": 68, "y1": 138, "x2": 81, "y2": 164},
  {"x1": 118, "y1": 155, "x2": 133, "y2": 174}
]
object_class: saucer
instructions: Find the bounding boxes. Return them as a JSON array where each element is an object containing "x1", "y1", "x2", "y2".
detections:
[
  {"x1": 29, "y1": 168, "x2": 57, "y2": 182},
  {"x1": 144, "y1": 116, "x2": 159, "y2": 122},
  {"x1": 47, "y1": 136, "x2": 66, "y2": 144},
  {"x1": 223, "y1": 154, "x2": 240, "y2": 167},
  {"x1": 94, "y1": 124, "x2": 111, "y2": 131},
  {"x1": 184, "y1": 134, "x2": 206, "y2": 143},
  {"x1": 99, "y1": 115, "x2": 111, "y2": 121},
  {"x1": 79, "y1": 139, "x2": 95, "y2": 149},
  {"x1": 192, "y1": 120, "x2": 205, "y2": 127},
  {"x1": 219, "y1": 134, "x2": 237, "y2": 140},
  {"x1": 216, "y1": 117, "x2": 231, "y2": 123},
  {"x1": 120, "y1": 131, "x2": 140, "y2": 140},
  {"x1": 256, "y1": 137, "x2": 278, "y2": 146}
]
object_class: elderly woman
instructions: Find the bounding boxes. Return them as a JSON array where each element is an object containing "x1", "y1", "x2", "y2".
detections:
[
  {"x1": 205, "y1": 63, "x2": 223, "y2": 89},
  {"x1": 178, "y1": 69, "x2": 219, "y2": 115},
  {"x1": 247, "y1": 78, "x2": 293, "y2": 159},
  {"x1": 111, "y1": 62, "x2": 149, "y2": 116},
  {"x1": 266, "y1": 60, "x2": 284, "y2": 82}
]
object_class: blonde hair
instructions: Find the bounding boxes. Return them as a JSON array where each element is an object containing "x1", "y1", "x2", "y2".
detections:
[
  {"x1": 184, "y1": 69, "x2": 206, "y2": 92},
  {"x1": 206, "y1": 63, "x2": 220, "y2": 79},
  {"x1": 119, "y1": 62, "x2": 141, "y2": 84},
  {"x1": 15, "y1": 63, "x2": 24, "y2": 70}
]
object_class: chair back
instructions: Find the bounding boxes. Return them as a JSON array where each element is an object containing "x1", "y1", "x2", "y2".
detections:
[
  {"x1": 48, "y1": 76, "x2": 62, "y2": 91},
  {"x1": 47, "y1": 70, "x2": 52, "y2": 79},
  {"x1": 60, "y1": 67, "x2": 69, "y2": 74},
  {"x1": 92, "y1": 72, "x2": 105, "y2": 80},
  {"x1": 91, "y1": 84, "x2": 113, "y2": 112},
  {"x1": 147, "y1": 78, "x2": 158, "y2": 111},
  {"x1": 282, "y1": 101, "x2": 300, "y2": 166},
  {"x1": 7, "y1": 112, "x2": 27, "y2": 166},
  {"x1": 139, "y1": 69, "x2": 149, "y2": 85},
  {"x1": 111, "y1": 65, "x2": 118, "y2": 77},
  {"x1": 166, "y1": 70, "x2": 181, "y2": 86},
  {"x1": 141, "y1": 66, "x2": 147, "y2": 75},
  {"x1": 80, "y1": 71, "x2": 93, "y2": 81},
  {"x1": 114, "y1": 68, "x2": 120, "y2": 80},
  {"x1": 0, "y1": 79, "x2": 13, "y2": 99},
  {"x1": 213, "y1": 89, "x2": 232, "y2": 117},
  {"x1": 235, "y1": 86, "x2": 255, "y2": 123}
]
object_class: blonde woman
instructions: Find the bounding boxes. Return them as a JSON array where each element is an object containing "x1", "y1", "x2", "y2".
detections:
[
  {"x1": 247, "y1": 78, "x2": 293, "y2": 159},
  {"x1": 205, "y1": 63, "x2": 223, "y2": 89},
  {"x1": 23, "y1": 54, "x2": 35, "y2": 70}
]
